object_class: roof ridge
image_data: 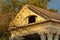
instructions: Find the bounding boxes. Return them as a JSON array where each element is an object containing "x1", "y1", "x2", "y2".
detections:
[
  {"x1": 27, "y1": 5, "x2": 50, "y2": 19},
  {"x1": 27, "y1": 4, "x2": 60, "y2": 21}
]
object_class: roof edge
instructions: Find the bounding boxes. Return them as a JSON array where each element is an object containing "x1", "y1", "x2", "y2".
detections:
[{"x1": 51, "y1": 19, "x2": 60, "y2": 22}]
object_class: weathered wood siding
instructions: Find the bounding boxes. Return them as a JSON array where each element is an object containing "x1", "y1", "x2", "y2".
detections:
[
  {"x1": 9, "y1": 22, "x2": 60, "y2": 40},
  {"x1": 10, "y1": 5, "x2": 46, "y2": 26}
]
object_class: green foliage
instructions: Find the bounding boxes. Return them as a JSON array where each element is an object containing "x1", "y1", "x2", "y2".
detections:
[
  {"x1": 0, "y1": 0, "x2": 23, "y2": 23},
  {"x1": 0, "y1": 25, "x2": 11, "y2": 40},
  {"x1": 49, "y1": 8, "x2": 58, "y2": 12},
  {"x1": 25, "y1": 0, "x2": 49, "y2": 9}
]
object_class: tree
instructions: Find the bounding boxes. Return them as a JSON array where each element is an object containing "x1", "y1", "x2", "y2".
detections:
[
  {"x1": 0, "y1": 25, "x2": 11, "y2": 40},
  {"x1": 0, "y1": 0, "x2": 23, "y2": 24},
  {"x1": 24, "y1": 0, "x2": 58, "y2": 12},
  {"x1": 24, "y1": 0, "x2": 50, "y2": 9},
  {"x1": 49, "y1": 8, "x2": 58, "y2": 12}
]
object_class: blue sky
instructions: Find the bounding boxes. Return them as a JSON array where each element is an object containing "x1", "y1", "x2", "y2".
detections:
[
  {"x1": 48, "y1": 0, "x2": 60, "y2": 13},
  {"x1": 20, "y1": 0, "x2": 60, "y2": 13}
]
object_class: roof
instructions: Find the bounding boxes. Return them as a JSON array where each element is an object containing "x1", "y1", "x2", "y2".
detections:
[
  {"x1": 26, "y1": 4, "x2": 60, "y2": 22},
  {"x1": 9, "y1": 4, "x2": 60, "y2": 27},
  {"x1": 9, "y1": 4, "x2": 60, "y2": 30},
  {"x1": 9, "y1": 20, "x2": 60, "y2": 31}
]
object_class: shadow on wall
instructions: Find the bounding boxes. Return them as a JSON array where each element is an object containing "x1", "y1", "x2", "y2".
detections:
[
  {"x1": 11, "y1": 33, "x2": 60, "y2": 40},
  {"x1": 23, "y1": 33, "x2": 41, "y2": 40}
]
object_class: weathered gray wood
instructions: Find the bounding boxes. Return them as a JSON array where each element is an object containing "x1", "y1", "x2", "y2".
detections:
[
  {"x1": 41, "y1": 33, "x2": 46, "y2": 40},
  {"x1": 47, "y1": 33, "x2": 53, "y2": 40},
  {"x1": 54, "y1": 34, "x2": 59, "y2": 40}
]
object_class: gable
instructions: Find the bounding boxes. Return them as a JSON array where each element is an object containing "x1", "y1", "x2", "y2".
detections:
[
  {"x1": 27, "y1": 5, "x2": 60, "y2": 21},
  {"x1": 9, "y1": 4, "x2": 60, "y2": 27},
  {"x1": 9, "y1": 5, "x2": 46, "y2": 27}
]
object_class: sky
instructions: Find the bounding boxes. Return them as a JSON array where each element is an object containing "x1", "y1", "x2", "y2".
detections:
[
  {"x1": 20, "y1": 0, "x2": 60, "y2": 13},
  {"x1": 1, "y1": 0, "x2": 60, "y2": 13},
  {"x1": 48, "y1": 0, "x2": 60, "y2": 13}
]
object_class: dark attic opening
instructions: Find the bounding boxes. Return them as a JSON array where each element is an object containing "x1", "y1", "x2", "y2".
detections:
[
  {"x1": 28, "y1": 16, "x2": 36, "y2": 24},
  {"x1": 23, "y1": 33, "x2": 41, "y2": 40}
]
